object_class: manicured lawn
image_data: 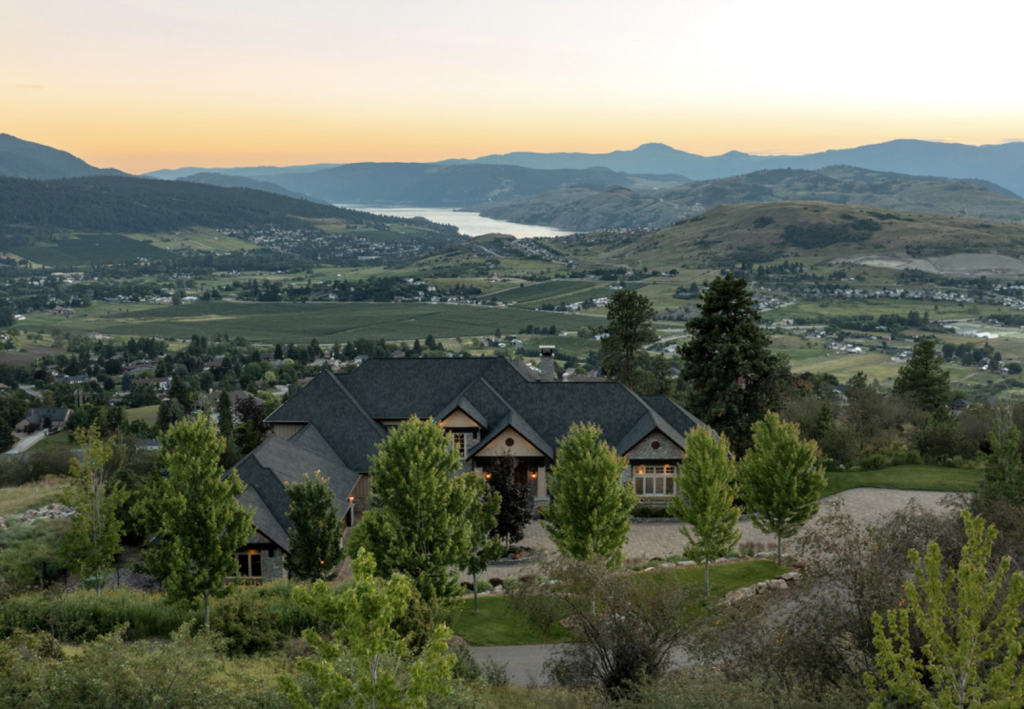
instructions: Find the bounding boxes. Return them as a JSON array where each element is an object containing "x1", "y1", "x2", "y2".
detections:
[
  {"x1": 823, "y1": 464, "x2": 982, "y2": 497},
  {"x1": 449, "y1": 595, "x2": 575, "y2": 646},
  {"x1": 128, "y1": 405, "x2": 160, "y2": 425},
  {"x1": 450, "y1": 560, "x2": 786, "y2": 646}
]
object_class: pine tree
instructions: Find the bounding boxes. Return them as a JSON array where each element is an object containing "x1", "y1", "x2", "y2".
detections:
[
  {"x1": 670, "y1": 427, "x2": 741, "y2": 596},
  {"x1": 600, "y1": 289, "x2": 658, "y2": 390},
  {"x1": 542, "y1": 422, "x2": 637, "y2": 568},
  {"x1": 284, "y1": 470, "x2": 346, "y2": 581},
  {"x1": 134, "y1": 414, "x2": 254, "y2": 634},
  {"x1": 57, "y1": 424, "x2": 128, "y2": 585},
  {"x1": 738, "y1": 412, "x2": 827, "y2": 564},
  {"x1": 680, "y1": 274, "x2": 787, "y2": 454},
  {"x1": 346, "y1": 417, "x2": 492, "y2": 601},
  {"x1": 892, "y1": 339, "x2": 952, "y2": 415}
]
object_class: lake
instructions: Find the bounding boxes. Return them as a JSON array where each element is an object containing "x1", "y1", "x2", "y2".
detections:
[{"x1": 335, "y1": 205, "x2": 573, "y2": 239}]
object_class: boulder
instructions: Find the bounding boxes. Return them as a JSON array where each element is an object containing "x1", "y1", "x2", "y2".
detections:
[
  {"x1": 767, "y1": 579, "x2": 788, "y2": 592},
  {"x1": 781, "y1": 571, "x2": 800, "y2": 582}
]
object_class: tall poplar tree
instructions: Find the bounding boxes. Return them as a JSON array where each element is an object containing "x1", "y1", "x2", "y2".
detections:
[
  {"x1": 542, "y1": 422, "x2": 637, "y2": 568},
  {"x1": 284, "y1": 470, "x2": 346, "y2": 582},
  {"x1": 738, "y1": 412, "x2": 827, "y2": 564},
  {"x1": 679, "y1": 274, "x2": 786, "y2": 454},
  {"x1": 58, "y1": 424, "x2": 128, "y2": 585},
  {"x1": 670, "y1": 426, "x2": 741, "y2": 596},
  {"x1": 134, "y1": 414, "x2": 253, "y2": 634},
  {"x1": 346, "y1": 417, "x2": 492, "y2": 601}
]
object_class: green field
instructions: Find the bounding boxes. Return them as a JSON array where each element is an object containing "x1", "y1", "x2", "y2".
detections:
[
  {"x1": 822, "y1": 464, "x2": 983, "y2": 497},
  {"x1": 21, "y1": 300, "x2": 606, "y2": 343},
  {"x1": 127, "y1": 405, "x2": 160, "y2": 425},
  {"x1": 8, "y1": 234, "x2": 171, "y2": 268},
  {"x1": 449, "y1": 560, "x2": 785, "y2": 646},
  {"x1": 123, "y1": 228, "x2": 256, "y2": 252}
]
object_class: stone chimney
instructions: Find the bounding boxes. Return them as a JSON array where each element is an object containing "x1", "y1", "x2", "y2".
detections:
[{"x1": 539, "y1": 345, "x2": 556, "y2": 382}]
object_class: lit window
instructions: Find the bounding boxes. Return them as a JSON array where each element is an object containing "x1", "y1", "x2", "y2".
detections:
[
  {"x1": 633, "y1": 465, "x2": 676, "y2": 496},
  {"x1": 236, "y1": 552, "x2": 262, "y2": 578},
  {"x1": 452, "y1": 433, "x2": 465, "y2": 457}
]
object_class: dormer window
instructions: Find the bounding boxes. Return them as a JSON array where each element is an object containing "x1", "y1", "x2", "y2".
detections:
[{"x1": 452, "y1": 433, "x2": 466, "y2": 457}]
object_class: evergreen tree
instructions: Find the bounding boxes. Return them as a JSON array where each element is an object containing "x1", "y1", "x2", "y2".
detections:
[
  {"x1": 57, "y1": 424, "x2": 128, "y2": 584},
  {"x1": 867, "y1": 510, "x2": 1024, "y2": 708},
  {"x1": 487, "y1": 453, "x2": 532, "y2": 548},
  {"x1": 892, "y1": 339, "x2": 952, "y2": 415},
  {"x1": 738, "y1": 412, "x2": 827, "y2": 563},
  {"x1": 284, "y1": 471, "x2": 346, "y2": 582},
  {"x1": 542, "y1": 422, "x2": 637, "y2": 568},
  {"x1": 134, "y1": 414, "x2": 253, "y2": 634},
  {"x1": 346, "y1": 417, "x2": 493, "y2": 601},
  {"x1": 600, "y1": 289, "x2": 658, "y2": 390},
  {"x1": 669, "y1": 427, "x2": 741, "y2": 596},
  {"x1": 679, "y1": 274, "x2": 787, "y2": 454}
]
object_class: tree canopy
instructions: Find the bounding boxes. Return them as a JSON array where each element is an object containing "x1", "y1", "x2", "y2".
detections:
[
  {"x1": 346, "y1": 416, "x2": 493, "y2": 601},
  {"x1": 284, "y1": 470, "x2": 346, "y2": 582},
  {"x1": 542, "y1": 422, "x2": 636, "y2": 568},
  {"x1": 679, "y1": 274, "x2": 787, "y2": 454},
  {"x1": 892, "y1": 338, "x2": 952, "y2": 416},
  {"x1": 600, "y1": 289, "x2": 658, "y2": 391}
]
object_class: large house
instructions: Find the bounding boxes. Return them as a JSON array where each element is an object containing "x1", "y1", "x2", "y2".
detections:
[{"x1": 232, "y1": 354, "x2": 707, "y2": 582}]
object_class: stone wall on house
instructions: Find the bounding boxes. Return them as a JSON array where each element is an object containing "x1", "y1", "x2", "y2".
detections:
[{"x1": 261, "y1": 548, "x2": 286, "y2": 581}]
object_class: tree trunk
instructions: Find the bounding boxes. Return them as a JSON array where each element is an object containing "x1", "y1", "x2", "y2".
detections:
[
  {"x1": 473, "y1": 573, "x2": 479, "y2": 615},
  {"x1": 777, "y1": 535, "x2": 782, "y2": 566},
  {"x1": 204, "y1": 592, "x2": 210, "y2": 636},
  {"x1": 704, "y1": 558, "x2": 710, "y2": 597}
]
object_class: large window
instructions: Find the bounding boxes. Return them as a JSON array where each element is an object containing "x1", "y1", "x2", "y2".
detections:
[
  {"x1": 451, "y1": 433, "x2": 465, "y2": 457},
  {"x1": 633, "y1": 465, "x2": 677, "y2": 496},
  {"x1": 235, "y1": 552, "x2": 262, "y2": 578}
]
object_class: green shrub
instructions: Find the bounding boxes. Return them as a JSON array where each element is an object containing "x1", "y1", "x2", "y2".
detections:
[
  {"x1": 860, "y1": 453, "x2": 889, "y2": 470},
  {"x1": 502, "y1": 578, "x2": 520, "y2": 593},
  {"x1": 0, "y1": 519, "x2": 68, "y2": 597},
  {"x1": 631, "y1": 506, "x2": 671, "y2": 518},
  {"x1": 475, "y1": 579, "x2": 493, "y2": 593}
]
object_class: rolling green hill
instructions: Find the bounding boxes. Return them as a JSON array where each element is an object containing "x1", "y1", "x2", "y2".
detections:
[
  {"x1": 478, "y1": 166, "x2": 1024, "y2": 231},
  {"x1": 603, "y1": 201, "x2": 1024, "y2": 270}
]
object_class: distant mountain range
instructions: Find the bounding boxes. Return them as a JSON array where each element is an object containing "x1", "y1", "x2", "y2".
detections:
[
  {"x1": 477, "y1": 166, "x2": 1024, "y2": 231},
  {"x1": 0, "y1": 133, "x2": 125, "y2": 179},
  {"x1": 445, "y1": 140, "x2": 1024, "y2": 199},
  {"x1": 178, "y1": 171, "x2": 331, "y2": 204}
]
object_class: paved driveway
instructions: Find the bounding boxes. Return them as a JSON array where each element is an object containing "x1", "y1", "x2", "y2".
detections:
[{"x1": 6, "y1": 430, "x2": 47, "y2": 454}]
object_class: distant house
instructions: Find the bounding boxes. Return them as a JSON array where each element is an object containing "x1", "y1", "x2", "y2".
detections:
[
  {"x1": 231, "y1": 356, "x2": 708, "y2": 582},
  {"x1": 16, "y1": 407, "x2": 73, "y2": 433},
  {"x1": 951, "y1": 398, "x2": 970, "y2": 412}
]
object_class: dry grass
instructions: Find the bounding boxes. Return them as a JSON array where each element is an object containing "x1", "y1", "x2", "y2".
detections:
[{"x1": 0, "y1": 476, "x2": 66, "y2": 516}]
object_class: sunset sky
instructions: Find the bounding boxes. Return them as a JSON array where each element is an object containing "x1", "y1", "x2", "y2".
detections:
[{"x1": 4, "y1": 0, "x2": 1022, "y2": 174}]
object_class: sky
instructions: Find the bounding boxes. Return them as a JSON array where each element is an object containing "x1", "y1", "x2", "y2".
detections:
[{"x1": 3, "y1": 0, "x2": 1023, "y2": 174}]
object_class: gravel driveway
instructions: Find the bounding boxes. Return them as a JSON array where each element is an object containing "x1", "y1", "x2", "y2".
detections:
[{"x1": 463, "y1": 488, "x2": 957, "y2": 582}]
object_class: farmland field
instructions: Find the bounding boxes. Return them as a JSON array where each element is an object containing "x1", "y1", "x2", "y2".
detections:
[
  {"x1": 7, "y1": 234, "x2": 171, "y2": 267},
  {"x1": 21, "y1": 300, "x2": 605, "y2": 343},
  {"x1": 123, "y1": 228, "x2": 256, "y2": 252}
]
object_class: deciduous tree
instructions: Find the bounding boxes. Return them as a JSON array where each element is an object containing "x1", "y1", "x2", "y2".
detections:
[
  {"x1": 463, "y1": 476, "x2": 502, "y2": 614},
  {"x1": 867, "y1": 510, "x2": 1024, "y2": 709},
  {"x1": 346, "y1": 416, "x2": 490, "y2": 601},
  {"x1": 57, "y1": 424, "x2": 128, "y2": 584},
  {"x1": 542, "y1": 422, "x2": 636, "y2": 568},
  {"x1": 680, "y1": 274, "x2": 787, "y2": 454},
  {"x1": 601, "y1": 289, "x2": 658, "y2": 390},
  {"x1": 670, "y1": 426, "x2": 741, "y2": 596},
  {"x1": 738, "y1": 412, "x2": 827, "y2": 564},
  {"x1": 284, "y1": 470, "x2": 346, "y2": 582},
  {"x1": 134, "y1": 414, "x2": 253, "y2": 634},
  {"x1": 279, "y1": 549, "x2": 456, "y2": 709}
]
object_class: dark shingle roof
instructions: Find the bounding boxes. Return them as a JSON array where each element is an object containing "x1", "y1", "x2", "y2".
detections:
[{"x1": 234, "y1": 423, "x2": 360, "y2": 553}]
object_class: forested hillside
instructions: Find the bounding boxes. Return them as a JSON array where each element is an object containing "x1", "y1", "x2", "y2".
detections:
[{"x1": 0, "y1": 176, "x2": 364, "y2": 236}]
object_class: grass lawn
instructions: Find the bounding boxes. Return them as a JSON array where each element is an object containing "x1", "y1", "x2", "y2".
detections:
[
  {"x1": 28, "y1": 429, "x2": 70, "y2": 451},
  {"x1": 128, "y1": 405, "x2": 160, "y2": 425},
  {"x1": 0, "y1": 476, "x2": 66, "y2": 516},
  {"x1": 449, "y1": 560, "x2": 785, "y2": 646},
  {"x1": 823, "y1": 464, "x2": 982, "y2": 497}
]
